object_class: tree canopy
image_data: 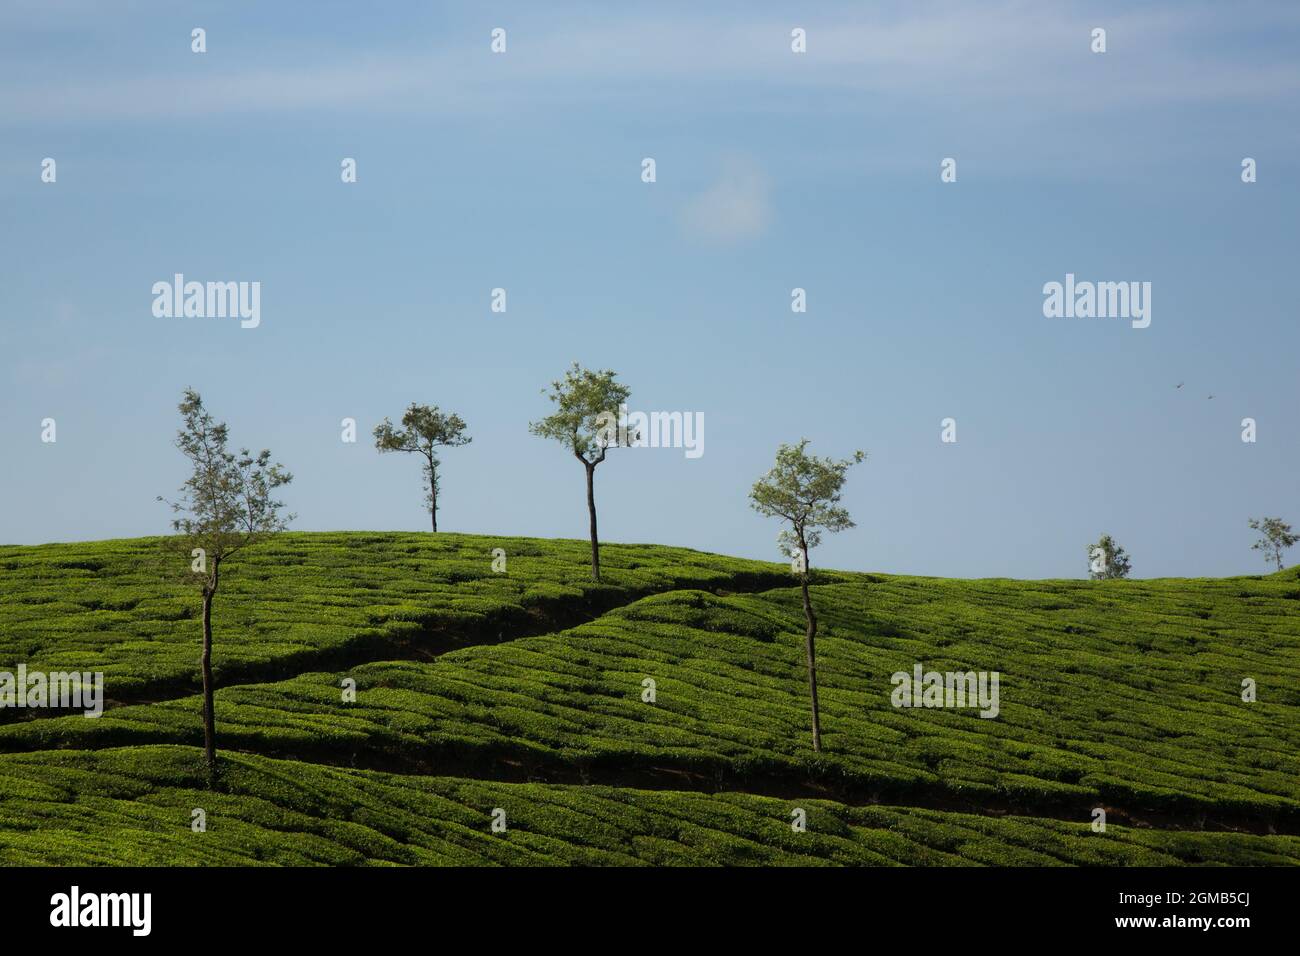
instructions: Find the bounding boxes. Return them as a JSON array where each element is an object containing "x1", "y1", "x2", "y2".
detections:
[
  {"x1": 528, "y1": 363, "x2": 633, "y2": 465},
  {"x1": 749, "y1": 439, "x2": 866, "y2": 563}
]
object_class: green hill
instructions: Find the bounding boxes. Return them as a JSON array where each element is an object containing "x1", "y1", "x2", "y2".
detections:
[
  {"x1": 0, "y1": 533, "x2": 794, "y2": 700},
  {"x1": 1, "y1": 532, "x2": 1297, "y2": 865},
  {"x1": 2, "y1": 747, "x2": 1296, "y2": 866}
]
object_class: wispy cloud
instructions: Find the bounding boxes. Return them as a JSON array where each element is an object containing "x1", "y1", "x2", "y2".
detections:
[
  {"x1": 3, "y1": 2, "x2": 1299, "y2": 125},
  {"x1": 680, "y1": 158, "x2": 771, "y2": 245}
]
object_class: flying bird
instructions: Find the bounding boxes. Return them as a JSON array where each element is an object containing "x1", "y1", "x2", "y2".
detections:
[{"x1": 1176, "y1": 382, "x2": 1183, "y2": 389}]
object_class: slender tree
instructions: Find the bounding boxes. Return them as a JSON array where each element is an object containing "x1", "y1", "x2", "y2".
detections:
[
  {"x1": 373, "y1": 404, "x2": 471, "y2": 532},
  {"x1": 750, "y1": 440, "x2": 865, "y2": 753},
  {"x1": 159, "y1": 389, "x2": 293, "y2": 789},
  {"x1": 529, "y1": 363, "x2": 633, "y2": 582},
  {"x1": 1248, "y1": 516, "x2": 1298, "y2": 571},
  {"x1": 1086, "y1": 533, "x2": 1132, "y2": 580}
]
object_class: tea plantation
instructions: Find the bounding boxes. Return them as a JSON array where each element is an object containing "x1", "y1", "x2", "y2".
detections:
[
  {"x1": 1, "y1": 532, "x2": 1297, "y2": 865},
  {"x1": 1, "y1": 747, "x2": 1296, "y2": 866},
  {"x1": 0, "y1": 533, "x2": 794, "y2": 700}
]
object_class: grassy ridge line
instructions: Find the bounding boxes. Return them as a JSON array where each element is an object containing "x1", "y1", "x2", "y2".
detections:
[
  {"x1": 1, "y1": 746, "x2": 1296, "y2": 867},
  {"x1": 8, "y1": 578, "x2": 1298, "y2": 827},
  {"x1": 0, "y1": 532, "x2": 802, "y2": 705}
]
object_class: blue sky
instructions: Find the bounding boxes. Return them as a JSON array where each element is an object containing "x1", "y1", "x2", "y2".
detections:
[{"x1": 2, "y1": 0, "x2": 1298, "y2": 578}]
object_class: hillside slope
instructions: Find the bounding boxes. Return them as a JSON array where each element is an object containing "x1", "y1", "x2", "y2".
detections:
[
  {"x1": 2, "y1": 747, "x2": 1297, "y2": 867},
  {"x1": 1, "y1": 533, "x2": 1297, "y2": 865},
  {"x1": 0, "y1": 533, "x2": 796, "y2": 700}
]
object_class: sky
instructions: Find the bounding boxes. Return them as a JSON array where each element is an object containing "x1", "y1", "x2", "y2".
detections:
[{"x1": 2, "y1": 0, "x2": 1298, "y2": 578}]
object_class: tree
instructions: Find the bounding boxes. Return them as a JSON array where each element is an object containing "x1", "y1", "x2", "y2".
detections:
[
  {"x1": 373, "y1": 404, "x2": 471, "y2": 532},
  {"x1": 529, "y1": 363, "x2": 633, "y2": 582},
  {"x1": 1248, "y1": 516, "x2": 1298, "y2": 571},
  {"x1": 749, "y1": 440, "x2": 865, "y2": 753},
  {"x1": 1086, "y1": 534, "x2": 1132, "y2": 580},
  {"x1": 159, "y1": 389, "x2": 293, "y2": 789}
]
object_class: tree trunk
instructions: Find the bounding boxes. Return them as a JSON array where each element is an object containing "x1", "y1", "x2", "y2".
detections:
[
  {"x1": 200, "y1": 562, "x2": 220, "y2": 789},
  {"x1": 428, "y1": 454, "x2": 438, "y2": 532},
  {"x1": 797, "y1": 536, "x2": 821, "y2": 753},
  {"x1": 585, "y1": 462, "x2": 600, "y2": 582}
]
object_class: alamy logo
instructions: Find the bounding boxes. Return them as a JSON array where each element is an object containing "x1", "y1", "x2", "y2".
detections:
[
  {"x1": 596, "y1": 404, "x2": 704, "y2": 459},
  {"x1": 0, "y1": 665, "x2": 103, "y2": 717},
  {"x1": 152, "y1": 274, "x2": 261, "y2": 328},
  {"x1": 1042, "y1": 273, "x2": 1150, "y2": 329},
  {"x1": 890, "y1": 663, "x2": 1000, "y2": 718},
  {"x1": 50, "y1": 886, "x2": 151, "y2": 936}
]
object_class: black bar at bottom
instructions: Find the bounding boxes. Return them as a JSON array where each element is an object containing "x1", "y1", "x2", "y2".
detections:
[{"x1": 3, "y1": 865, "x2": 1292, "y2": 941}]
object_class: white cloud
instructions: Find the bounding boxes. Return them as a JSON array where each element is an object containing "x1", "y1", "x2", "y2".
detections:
[
  {"x1": 2, "y1": 2, "x2": 1298, "y2": 123},
  {"x1": 680, "y1": 159, "x2": 772, "y2": 245}
]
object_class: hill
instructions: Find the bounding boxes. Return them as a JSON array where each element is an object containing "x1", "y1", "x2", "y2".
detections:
[{"x1": 1, "y1": 532, "x2": 1297, "y2": 865}]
